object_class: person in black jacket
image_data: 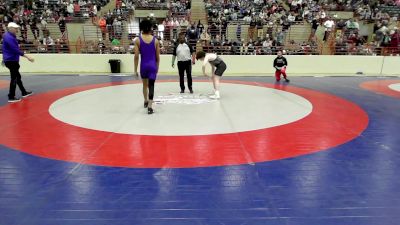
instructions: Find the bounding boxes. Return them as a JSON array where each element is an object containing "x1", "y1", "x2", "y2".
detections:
[
  {"x1": 309, "y1": 17, "x2": 319, "y2": 41},
  {"x1": 273, "y1": 50, "x2": 290, "y2": 82}
]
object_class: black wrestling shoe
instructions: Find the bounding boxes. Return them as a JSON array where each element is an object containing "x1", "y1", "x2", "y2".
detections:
[
  {"x1": 148, "y1": 108, "x2": 154, "y2": 114},
  {"x1": 284, "y1": 79, "x2": 290, "y2": 82},
  {"x1": 144, "y1": 101, "x2": 148, "y2": 108},
  {"x1": 189, "y1": 89, "x2": 193, "y2": 94},
  {"x1": 8, "y1": 97, "x2": 21, "y2": 103},
  {"x1": 180, "y1": 90, "x2": 184, "y2": 93},
  {"x1": 22, "y1": 91, "x2": 33, "y2": 98}
]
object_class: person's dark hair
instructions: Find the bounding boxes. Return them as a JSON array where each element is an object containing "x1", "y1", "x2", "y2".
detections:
[
  {"x1": 140, "y1": 19, "x2": 153, "y2": 33},
  {"x1": 196, "y1": 51, "x2": 206, "y2": 60}
]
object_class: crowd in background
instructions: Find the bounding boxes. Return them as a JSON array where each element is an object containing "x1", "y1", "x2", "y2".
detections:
[
  {"x1": 0, "y1": 0, "x2": 399, "y2": 55},
  {"x1": 0, "y1": 0, "x2": 112, "y2": 53},
  {"x1": 202, "y1": 0, "x2": 399, "y2": 55}
]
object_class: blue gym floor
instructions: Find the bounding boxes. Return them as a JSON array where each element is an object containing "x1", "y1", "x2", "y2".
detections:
[{"x1": 0, "y1": 75, "x2": 399, "y2": 225}]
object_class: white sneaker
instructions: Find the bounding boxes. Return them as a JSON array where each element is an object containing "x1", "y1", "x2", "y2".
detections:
[{"x1": 209, "y1": 91, "x2": 220, "y2": 99}]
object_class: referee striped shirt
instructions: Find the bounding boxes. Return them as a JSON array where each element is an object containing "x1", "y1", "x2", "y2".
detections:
[{"x1": 173, "y1": 42, "x2": 194, "y2": 62}]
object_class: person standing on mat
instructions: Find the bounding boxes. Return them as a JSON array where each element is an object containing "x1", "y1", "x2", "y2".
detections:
[
  {"x1": 273, "y1": 50, "x2": 290, "y2": 82},
  {"x1": 134, "y1": 19, "x2": 160, "y2": 114},
  {"x1": 172, "y1": 33, "x2": 195, "y2": 93},
  {"x1": 2, "y1": 22, "x2": 34, "y2": 103},
  {"x1": 196, "y1": 51, "x2": 227, "y2": 99}
]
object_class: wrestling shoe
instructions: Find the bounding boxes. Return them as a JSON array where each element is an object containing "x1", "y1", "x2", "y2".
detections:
[
  {"x1": 22, "y1": 91, "x2": 33, "y2": 98},
  {"x1": 209, "y1": 91, "x2": 220, "y2": 99},
  {"x1": 148, "y1": 108, "x2": 154, "y2": 114},
  {"x1": 8, "y1": 97, "x2": 21, "y2": 103}
]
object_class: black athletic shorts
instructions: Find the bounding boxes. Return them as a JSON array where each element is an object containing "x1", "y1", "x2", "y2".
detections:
[{"x1": 214, "y1": 61, "x2": 227, "y2": 76}]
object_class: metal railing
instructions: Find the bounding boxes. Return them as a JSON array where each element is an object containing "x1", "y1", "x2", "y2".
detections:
[
  {"x1": 2, "y1": 42, "x2": 397, "y2": 56},
  {"x1": 133, "y1": 2, "x2": 168, "y2": 10}
]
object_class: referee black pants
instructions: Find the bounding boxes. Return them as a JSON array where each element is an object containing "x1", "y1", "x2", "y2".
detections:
[{"x1": 177, "y1": 60, "x2": 192, "y2": 91}]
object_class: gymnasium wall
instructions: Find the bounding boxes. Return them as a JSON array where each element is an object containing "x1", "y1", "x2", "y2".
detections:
[{"x1": 0, "y1": 54, "x2": 399, "y2": 76}]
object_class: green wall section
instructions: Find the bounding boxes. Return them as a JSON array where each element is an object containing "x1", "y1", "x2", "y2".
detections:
[{"x1": 0, "y1": 54, "x2": 399, "y2": 76}]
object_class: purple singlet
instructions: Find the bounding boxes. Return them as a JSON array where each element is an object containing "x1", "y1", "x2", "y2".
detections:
[{"x1": 139, "y1": 36, "x2": 158, "y2": 80}]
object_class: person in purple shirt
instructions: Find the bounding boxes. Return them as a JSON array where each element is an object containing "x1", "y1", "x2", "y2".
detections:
[
  {"x1": 2, "y1": 22, "x2": 35, "y2": 103},
  {"x1": 134, "y1": 19, "x2": 160, "y2": 115}
]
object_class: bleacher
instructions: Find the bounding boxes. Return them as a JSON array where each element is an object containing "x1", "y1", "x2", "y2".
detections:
[{"x1": 0, "y1": 0, "x2": 398, "y2": 56}]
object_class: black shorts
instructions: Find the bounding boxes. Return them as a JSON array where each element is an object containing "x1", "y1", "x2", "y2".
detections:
[{"x1": 214, "y1": 61, "x2": 226, "y2": 76}]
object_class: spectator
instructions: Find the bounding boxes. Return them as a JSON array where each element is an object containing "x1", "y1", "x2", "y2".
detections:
[
  {"x1": 98, "y1": 38, "x2": 106, "y2": 54},
  {"x1": 74, "y1": 1, "x2": 81, "y2": 17},
  {"x1": 40, "y1": 16, "x2": 48, "y2": 32},
  {"x1": 186, "y1": 22, "x2": 198, "y2": 47},
  {"x1": 29, "y1": 14, "x2": 40, "y2": 40},
  {"x1": 309, "y1": 17, "x2": 319, "y2": 41},
  {"x1": 231, "y1": 11, "x2": 238, "y2": 20},
  {"x1": 58, "y1": 15, "x2": 66, "y2": 34},
  {"x1": 255, "y1": 17, "x2": 263, "y2": 40},
  {"x1": 221, "y1": 17, "x2": 228, "y2": 40},
  {"x1": 281, "y1": 16, "x2": 291, "y2": 32},
  {"x1": 390, "y1": 27, "x2": 399, "y2": 55},
  {"x1": 200, "y1": 29, "x2": 211, "y2": 46},
  {"x1": 302, "y1": 7, "x2": 311, "y2": 21},
  {"x1": 172, "y1": 17, "x2": 179, "y2": 40},
  {"x1": 209, "y1": 22, "x2": 218, "y2": 39},
  {"x1": 336, "y1": 19, "x2": 346, "y2": 30},
  {"x1": 240, "y1": 41, "x2": 248, "y2": 55},
  {"x1": 111, "y1": 37, "x2": 125, "y2": 53},
  {"x1": 113, "y1": 17, "x2": 123, "y2": 40},
  {"x1": 288, "y1": 12, "x2": 296, "y2": 23},
  {"x1": 236, "y1": 23, "x2": 241, "y2": 41},
  {"x1": 262, "y1": 38, "x2": 273, "y2": 54},
  {"x1": 180, "y1": 17, "x2": 189, "y2": 28},
  {"x1": 157, "y1": 23, "x2": 165, "y2": 40},
  {"x1": 43, "y1": 33, "x2": 55, "y2": 53},
  {"x1": 67, "y1": 2, "x2": 74, "y2": 16},
  {"x1": 163, "y1": 18, "x2": 172, "y2": 40},
  {"x1": 18, "y1": 15, "x2": 28, "y2": 41},
  {"x1": 98, "y1": 16, "x2": 107, "y2": 40},
  {"x1": 213, "y1": 34, "x2": 222, "y2": 46},
  {"x1": 266, "y1": 21, "x2": 273, "y2": 37},
  {"x1": 243, "y1": 14, "x2": 251, "y2": 22},
  {"x1": 276, "y1": 31, "x2": 285, "y2": 46},
  {"x1": 114, "y1": 5, "x2": 122, "y2": 17},
  {"x1": 323, "y1": 17, "x2": 335, "y2": 42},
  {"x1": 248, "y1": 17, "x2": 256, "y2": 40},
  {"x1": 106, "y1": 15, "x2": 114, "y2": 41},
  {"x1": 319, "y1": 9, "x2": 326, "y2": 21},
  {"x1": 91, "y1": 4, "x2": 97, "y2": 23},
  {"x1": 56, "y1": 38, "x2": 69, "y2": 53},
  {"x1": 197, "y1": 20, "x2": 204, "y2": 38},
  {"x1": 345, "y1": 18, "x2": 359, "y2": 31}
]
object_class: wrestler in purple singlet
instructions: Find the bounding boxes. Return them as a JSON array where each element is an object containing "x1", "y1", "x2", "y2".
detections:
[
  {"x1": 139, "y1": 36, "x2": 157, "y2": 80},
  {"x1": 134, "y1": 19, "x2": 160, "y2": 115}
]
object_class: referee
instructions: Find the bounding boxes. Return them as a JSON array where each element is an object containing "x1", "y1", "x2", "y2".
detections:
[{"x1": 172, "y1": 33, "x2": 195, "y2": 93}]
